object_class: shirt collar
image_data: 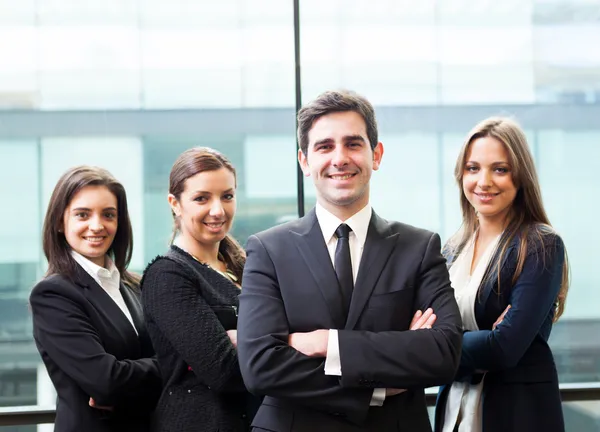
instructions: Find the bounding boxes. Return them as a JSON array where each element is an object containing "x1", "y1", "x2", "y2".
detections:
[
  {"x1": 315, "y1": 202, "x2": 372, "y2": 246},
  {"x1": 71, "y1": 250, "x2": 119, "y2": 280}
]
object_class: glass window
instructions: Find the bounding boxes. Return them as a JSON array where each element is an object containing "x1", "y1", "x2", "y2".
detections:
[{"x1": 0, "y1": 0, "x2": 597, "y2": 429}]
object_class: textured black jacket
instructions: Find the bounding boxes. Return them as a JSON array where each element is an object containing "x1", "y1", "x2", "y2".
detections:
[{"x1": 141, "y1": 246, "x2": 257, "y2": 432}]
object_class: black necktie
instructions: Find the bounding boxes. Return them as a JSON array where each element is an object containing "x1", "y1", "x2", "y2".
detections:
[{"x1": 334, "y1": 223, "x2": 353, "y2": 317}]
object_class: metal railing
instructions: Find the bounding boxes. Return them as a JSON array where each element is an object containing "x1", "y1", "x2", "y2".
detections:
[{"x1": 1, "y1": 383, "x2": 598, "y2": 427}]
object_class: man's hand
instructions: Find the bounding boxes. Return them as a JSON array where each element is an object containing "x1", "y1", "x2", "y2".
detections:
[
  {"x1": 227, "y1": 329, "x2": 238, "y2": 348},
  {"x1": 410, "y1": 308, "x2": 436, "y2": 330},
  {"x1": 89, "y1": 397, "x2": 113, "y2": 411},
  {"x1": 288, "y1": 329, "x2": 329, "y2": 357},
  {"x1": 385, "y1": 309, "x2": 438, "y2": 396}
]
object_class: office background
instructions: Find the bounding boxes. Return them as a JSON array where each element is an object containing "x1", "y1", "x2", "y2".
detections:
[{"x1": 0, "y1": 0, "x2": 599, "y2": 430}]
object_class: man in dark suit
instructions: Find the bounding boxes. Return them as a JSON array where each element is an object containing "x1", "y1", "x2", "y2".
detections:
[{"x1": 237, "y1": 90, "x2": 463, "y2": 432}]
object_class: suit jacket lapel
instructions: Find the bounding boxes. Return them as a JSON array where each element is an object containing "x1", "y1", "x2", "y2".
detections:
[
  {"x1": 291, "y1": 209, "x2": 347, "y2": 329},
  {"x1": 74, "y1": 265, "x2": 140, "y2": 345},
  {"x1": 120, "y1": 284, "x2": 144, "y2": 334},
  {"x1": 476, "y1": 235, "x2": 519, "y2": 320},
  {"x1": 121, "y1": 284, "x2": 155, "y2": 355},
  {"x1": 345, "y1": 212, "x2": 399, "y2": 329}
]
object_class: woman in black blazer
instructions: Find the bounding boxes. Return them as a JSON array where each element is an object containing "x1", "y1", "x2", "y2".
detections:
[
  {"x1": 141, "y1": 147, "x2": 257, "y2": 432},
  {"x1": 435, "y1": 117, "x2": 570, "y2": 432},
  {"x1": 30, "y1": 166, "x2": 161, "y2": 432}
]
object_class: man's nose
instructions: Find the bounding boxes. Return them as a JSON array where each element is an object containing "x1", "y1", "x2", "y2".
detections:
[{"x1": 332, "y1": 146, "x2": 350, "y2": 168}]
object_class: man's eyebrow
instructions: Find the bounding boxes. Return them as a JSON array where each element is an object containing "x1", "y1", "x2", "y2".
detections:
[
  {"x1": 342, "y1": 135, "x2": 366, "y2": 143},
  {"x1": 313, "y1": 138, "x2": 334, "y2": 147}
]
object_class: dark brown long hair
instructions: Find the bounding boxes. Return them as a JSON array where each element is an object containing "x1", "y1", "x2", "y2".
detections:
[
  {"x1": 169, "y1": 147, "x2": 245, "y2": 283},
  {"x1": 447, "y1": 117, "x2": 570, "y2": 321},
  {"x1": 43, "y1": 165, "x2": 140, "y2": 288}
]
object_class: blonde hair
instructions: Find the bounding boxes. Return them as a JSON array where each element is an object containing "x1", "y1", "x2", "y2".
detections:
[{"x1": 447, "y1": 117, "x2": 569, "y2": 321}]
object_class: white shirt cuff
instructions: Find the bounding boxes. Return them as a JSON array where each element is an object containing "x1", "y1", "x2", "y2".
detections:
[
  {"x1": 370, "y1": 388, "x2": 386, "y2": 406},
  {"x1": 323, "y1": 330, "x2": 385, "y2": 406},
  {"x1": 324, "y1": 329, "x2": 341, "y2": 376}
]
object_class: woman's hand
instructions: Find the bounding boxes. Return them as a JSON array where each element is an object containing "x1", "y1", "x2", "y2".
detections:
[
  {"x1": 493, "y1": 305, "x2": 511, "y2": 330},
  {"x1": 226, "y1": 329, "x2": 238, "y2": 348},
  {"x1": 89, "y1": 397, "x2": 113, "y2": 411}
]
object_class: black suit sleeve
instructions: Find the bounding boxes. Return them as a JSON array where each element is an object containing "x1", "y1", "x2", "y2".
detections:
[
  {"x1": 141, "y1": 258, "x2": 245, "y2": 393},
  {"x1": 337, "y1": 233, "x2": 463, "y2": 389},
  {"x1": 30, "y1": 280, "x2": 160, "y2": 406},
  {"x1": 237, "y1": 235, "x2": 373, "y2": 425}
]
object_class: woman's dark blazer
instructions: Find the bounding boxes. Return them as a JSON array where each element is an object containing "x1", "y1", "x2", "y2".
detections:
[
  {"x1": 141, "y1": 246, "x2": 257, "y2": 432},
  {"x1": 435, "y1": 228, "x2": 566, "y2": 432},
  {"x1": 30, "y1": 264, "x2": 162, "y2": 432}
]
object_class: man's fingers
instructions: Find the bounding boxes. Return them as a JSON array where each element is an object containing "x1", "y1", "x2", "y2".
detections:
[
  {"x1": 409, "y1": 310, "x2": 422, "y2": 329},
  {"x1": 412, "y1": 309, "x2": 430, "y2": 329},
  {"x1": 411, "y1": 308, "x2": 434, "y2": 330},
  {"x1": 424, "y1": 313, "x2": 437, "y2": 328}
]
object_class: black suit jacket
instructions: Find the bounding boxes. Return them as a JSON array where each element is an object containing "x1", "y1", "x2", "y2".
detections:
[
  {"x1": 435, "y1": 229, "x2": 566, "y2": 432},
  {"x1": 237, "y1": 209, "x2": 463, "y2": 432},
  {"x1": 141, "y1": 246, "x2": 257, "y2": 432},
  {"x1": 30, "y1": 264, "x2": 162, "y2": 432}
]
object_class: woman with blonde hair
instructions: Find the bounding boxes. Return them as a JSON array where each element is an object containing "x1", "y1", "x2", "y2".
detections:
[{"x1": 435, "y1": 117, "x2": 569, "y2": 432}]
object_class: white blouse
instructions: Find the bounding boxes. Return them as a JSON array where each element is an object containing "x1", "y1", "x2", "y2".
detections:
[
  {"x1": 442, "y1": 232, "x2": 501, "y2": 432},
  {"x1": 71, "y1": 251, "x2": 138, "y2": 335}
]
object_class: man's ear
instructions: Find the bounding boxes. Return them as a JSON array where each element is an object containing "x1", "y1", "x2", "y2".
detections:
[
  {"x1": 372, "y1": 142, "x2": 384, "y2": 171},
  {"x1": 298, "y1": 148, "x2": 311, "y2": 177}
]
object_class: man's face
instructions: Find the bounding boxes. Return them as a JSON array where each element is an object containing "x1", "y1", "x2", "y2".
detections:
[{"x1": 298, "y1": 111, "x2": 383, "y2": 219}]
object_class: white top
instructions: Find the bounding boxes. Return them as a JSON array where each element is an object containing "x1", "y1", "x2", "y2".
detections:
[
  {"x1": 71, "y1": 250, "x2": 138, "y2": 335},
  {"x1": 314, "y1": 203, "x2": 386, "y2": 406},
  {"x1": 442, "y1": 232, "x2": 502, "y2": 432}
]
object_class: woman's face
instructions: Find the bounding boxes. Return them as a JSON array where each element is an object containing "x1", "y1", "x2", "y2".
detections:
[
  {"x1": 462, "y1": 136, "x2": 518, "y2": 225},
  {"x1": 169, "y1": 168, "x2": 237, "y2": 247},
  {"x1": 62, "y1": 185, "x2": 118, "y2": 267}
]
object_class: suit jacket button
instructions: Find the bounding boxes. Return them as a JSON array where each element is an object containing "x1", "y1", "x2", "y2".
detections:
[
  {"x1": 187, "y1": 389, "x2": 191, "y2": 393},
  {"x1": 168, "y1": 391, "x2": 172, "y2": 395}
]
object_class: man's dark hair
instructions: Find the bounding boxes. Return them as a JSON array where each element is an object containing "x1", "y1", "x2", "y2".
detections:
[{"x1": 297, "y1": 90, "x2": 378, "y2": 155}]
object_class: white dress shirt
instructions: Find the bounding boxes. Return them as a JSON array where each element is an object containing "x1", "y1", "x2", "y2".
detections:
[
  {"x1": 315, "y1": 203, "x2": 386, "y2": 406},
  {"x1": 71, "y1": 250, "x2": 138, "y2": 335}
]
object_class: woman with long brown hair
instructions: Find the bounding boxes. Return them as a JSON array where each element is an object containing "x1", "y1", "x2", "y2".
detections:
[
  {"x1": 30, "y1": 165, "x2": 161, "y2": 432},
  {"x1": 141, "y1": 147, "x2": 257, "y2": 432},
  {"x1": 435, "y1": 117, "x2": 569, "y2": 432}
]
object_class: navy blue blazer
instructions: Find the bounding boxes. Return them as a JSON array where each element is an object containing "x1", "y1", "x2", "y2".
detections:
[{"x1": 435, "y1": 227, "x2": 566, "y2": 432}]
